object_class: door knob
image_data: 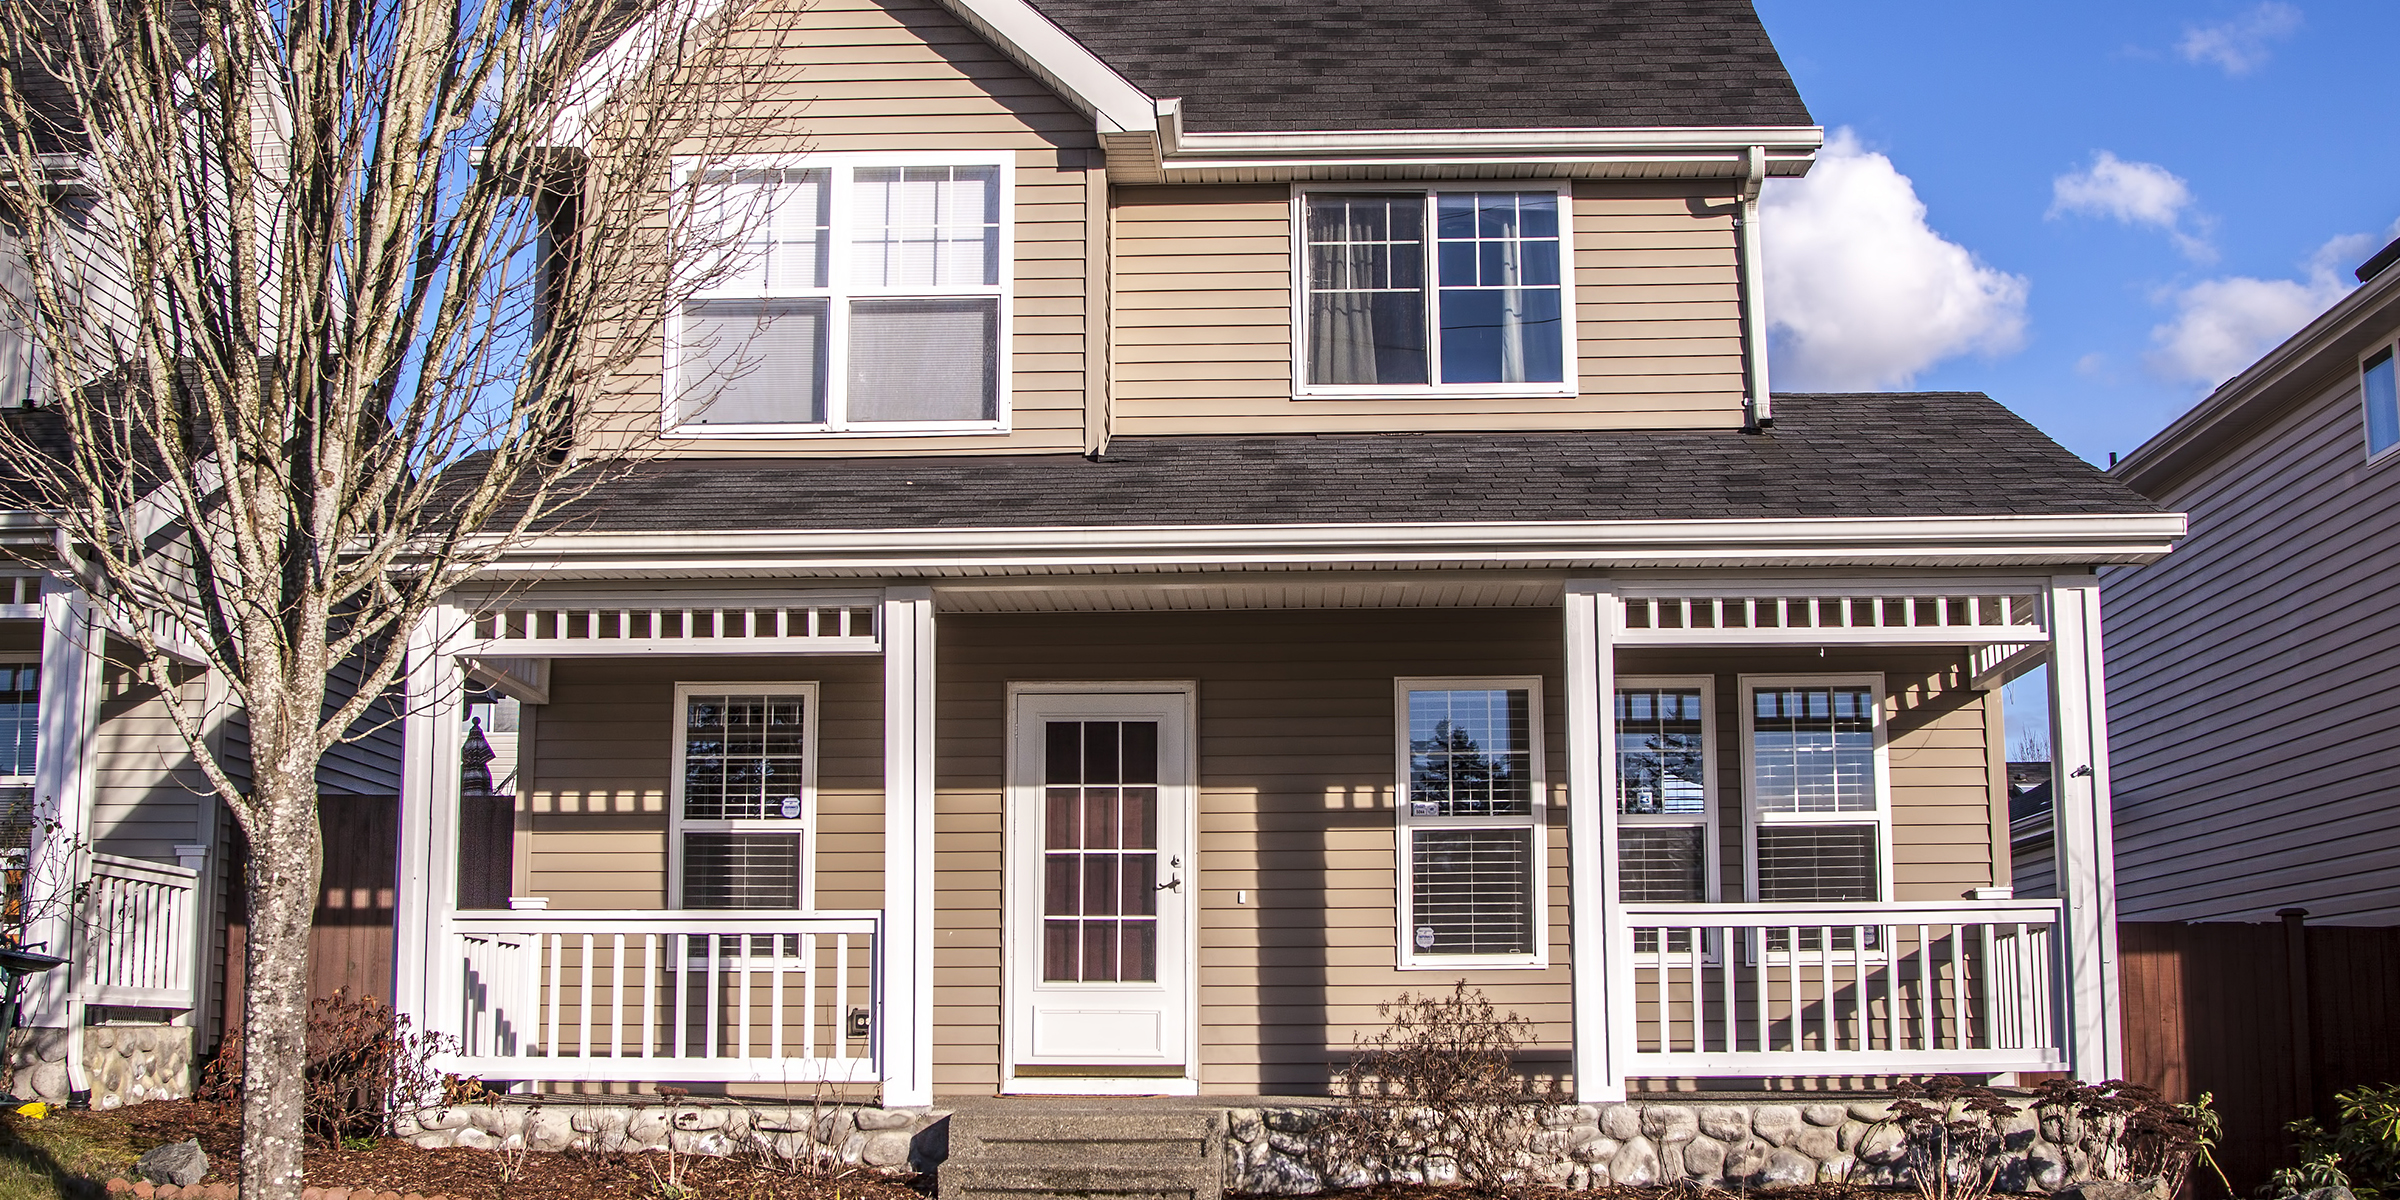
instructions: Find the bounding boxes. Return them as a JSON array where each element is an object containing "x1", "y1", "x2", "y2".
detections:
[{"x1": 1156, "y1": 875, "x2": 1183, "y2": 893}]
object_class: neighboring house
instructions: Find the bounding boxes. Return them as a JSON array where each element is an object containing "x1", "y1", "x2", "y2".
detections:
[
  {"x1": 2104, "y1": 234, "x2": 2400, "y2": 926},
  {"x1": 2007, "y1": 762, "x2": 2055, "y2": 899},
  {"x1": 370, "y1": 0, "x2": 2183, "y2": 1106}
]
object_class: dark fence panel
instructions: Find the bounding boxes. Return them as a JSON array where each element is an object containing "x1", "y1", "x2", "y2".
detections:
[{"x1": 2119, "y1": 919, "x2": 2400, "y2": 1195}]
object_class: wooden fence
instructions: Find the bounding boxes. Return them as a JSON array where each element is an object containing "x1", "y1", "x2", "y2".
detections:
[{"x1": 2120, "y1": 917, "x2": 2400, "y2": 1194}]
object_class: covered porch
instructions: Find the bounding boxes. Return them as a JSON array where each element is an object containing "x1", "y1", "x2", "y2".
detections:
[{"x1": 392, "y1": 569, "x2": 2121, "y2": 1106}]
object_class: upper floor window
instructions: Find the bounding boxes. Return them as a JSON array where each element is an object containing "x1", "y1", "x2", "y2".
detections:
[
  {"x1": 669, "y1": 155, "x2": 1012, "y2": 436},
  {"x1": 1296, "y1": 188, "x2": 1573, "y2": 398},
  {"x1": 2366, "y1": 345, "x2": 2397, "y2": 460}
]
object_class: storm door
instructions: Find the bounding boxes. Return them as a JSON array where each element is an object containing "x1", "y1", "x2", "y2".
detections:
[{"x1": 1006, "y1": 687, "x2": 1193, "y2": 1090}]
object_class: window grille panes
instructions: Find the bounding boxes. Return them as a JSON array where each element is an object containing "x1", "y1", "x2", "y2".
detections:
[
  {"x1": 1751, "y1": 685, "x2": 1876, "y2": 813},
  {"x1": 702, "y1": 168, "x2": 829, "y2": 293},
  {"x1": 1617, "y1": 686, "x2": 1705, "y2": 814},
  {"x1": 1434, "y1": 192, "x2": 1564, "y2": 384},
  {"x1": 682, "y1": 694, "x2": 808, "y2": 821},
  {"x1": 852, "y1": 165, "x2": 1000, "y2": 288},
  {"x1": 1408, "y1": 688, "x2": 1533, "y2": 817},
  {"x1": 1410, "y1": 828, "x2": 1533, "y2": 955},
  {"x1": 1755, "y1": 825, "x2": 1879, "y2": 902},
  {"x1": 1040, "y1": 719, "x2": 1161, "y2": 983},
  {"x1": 676, "y1": 299, "x2": 828, "y2": 425},
  {"x1": 848, "y1": 298, "x2": 997, "y2": 422},
  {"x1": 0, "y1": 664, "x2": 34, "y2": 779},
  {"x1": 2368, "y1": 348, "x2": 2398, "y2": 458},
  {"x1": 1305, "y1": 195, "x2": 1429, "y2": 386},
  {"x1": 681, "y1": 833, "x2": 801, "y2": 909}
]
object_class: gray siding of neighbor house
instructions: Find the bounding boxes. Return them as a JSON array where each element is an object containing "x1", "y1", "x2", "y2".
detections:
[{"x1": 2103, "y1": 360, "x2": 2400, "y2": 925}]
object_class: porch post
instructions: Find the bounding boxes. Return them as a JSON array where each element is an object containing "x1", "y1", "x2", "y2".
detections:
[
  {"x1": 393, "y1": 608, "x2": 465, "y2": 1043},
  {"x1": 879, "y1": 586, "x2": 935, "y2": 1107},
  {"x1": 2045, "y1": 574, "x2": 2123, "y2": 1081},
  {"x1": 1564, "y1": 578, "x2": 1625, "y2": 1101},
  {"x1": 25, "y1": 582, "x2": 101, "y2": 1036}
]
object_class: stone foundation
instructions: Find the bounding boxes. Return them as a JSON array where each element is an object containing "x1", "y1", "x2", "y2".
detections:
[
  {"x1": 4, "y1": 1025, "x2": 195, "y2": 1109},
  {"x1": 1223, "y1": 1099, "x2": 2116, "y2": 1195},
  {"x1": 392, "y1": 1101, "x2": 946, "y2": 1173}
]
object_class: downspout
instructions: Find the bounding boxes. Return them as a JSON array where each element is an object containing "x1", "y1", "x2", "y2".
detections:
[{"x1": 1736, "y1": 145, "x2": 1773, "y2": 431}]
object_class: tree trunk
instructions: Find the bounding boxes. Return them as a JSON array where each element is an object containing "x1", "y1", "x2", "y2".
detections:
[{"x1": 238, "y1": 763, "x2": 324, "y2": 1200}]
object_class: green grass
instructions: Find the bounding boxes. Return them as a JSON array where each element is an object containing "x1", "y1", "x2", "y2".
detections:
[{"x1": 0, "y1": 1110, "x2": 144, "y2": 1200}]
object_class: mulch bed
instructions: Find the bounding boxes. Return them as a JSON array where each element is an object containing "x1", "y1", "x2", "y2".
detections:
[{"x1": 5, "y1": 1100, "x2": 930, "y2": 1200}]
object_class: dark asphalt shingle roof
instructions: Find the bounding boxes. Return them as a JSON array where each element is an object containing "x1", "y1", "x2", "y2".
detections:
[
  {"x1": 1023, "y1": 0, "x2": 1812, "y2": 133},
  {"x1": 542, "y1": 393, "x2": 2155, "y2": 535}
]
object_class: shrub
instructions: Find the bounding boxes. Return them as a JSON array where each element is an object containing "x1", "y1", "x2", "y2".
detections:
[
  {"x1": 1318, "y1": 982, "x2": 1560, "y2": 1196},
  {"x1": 2030, "y1": 1079, "x2": 2224, "y2": 1197},
  {"x1": 201, "y1": 990, "x2": 451, "y2": 1145},
  {"x1": 1883, "y1": 1075, "x2": 2024, "y2": 1200},
  {"x1": 2265, "y1": 1084, "x2": 2400, "y2": 1200}
]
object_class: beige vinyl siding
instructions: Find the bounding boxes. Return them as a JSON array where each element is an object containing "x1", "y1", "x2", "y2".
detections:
[
  {"x1": 2103, "y1": 364, "x2": 2400, "y2": 924},
  {"x1": 1110, "y1": 181, "x2": 1749, "y2": 436},
  {"x1": 582, "y1": 0, "x2": 1097, "y2": 459},
  {"x1": 518, "y1": 656, "x2": 886, "y2": 913},
  {"x1": 88, "y1": 658, "x2": 213, "y2": 862}
]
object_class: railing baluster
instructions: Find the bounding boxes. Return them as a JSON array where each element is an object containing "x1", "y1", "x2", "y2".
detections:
[
  {"x1": 611, "y1": 934, "x2": 625, "y2": 1060},
  {"x1": 1718, "y1": 926, "x2": 1734, "y2": 1055},
  {"x1": 771, "y1": 934, "x2": 786, "y2": 1060},
  {"x1": 1687, "y1": 929, "x2": 1705, "y2": 1054},
  {"x1": 644, "y1": 935, "x2": 658, "y2": 1059},
  {"x1": 1853, "y1": 927, "x2": 1868, "y2": 1052},
  {"x1": 803, "y1": 932, "x2": 819, "y2": 1060},
  {"x1": 704, "y1": 935, "x2": 722, "y2": 1059},
  {"x1": 579, "y1": 934, "x2": 595, "y2": 1058},
  {"x1": 833, "y1": 933, "x2": 851, "y2": 1064},
  {"x1": 738, "y1": 934, "x2": 754, "y2": 1059},
  {"x1": 672, "y1": 933, "x2": 687, "y2": 1059},
  {"x1": 545, "y1": 934, "x2": 562, "y2": 1058},
  {"x1": 1819, "y1": 927, "x2": 1834, "y2": 1052},
  {"x1": 1914, "y1": 923, "x2": 1931, "y2": 1051}
]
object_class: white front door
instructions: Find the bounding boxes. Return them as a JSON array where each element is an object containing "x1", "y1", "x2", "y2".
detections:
[{"x1": 1005, "y1": 686, "x2": 1195, "y2": 1092}]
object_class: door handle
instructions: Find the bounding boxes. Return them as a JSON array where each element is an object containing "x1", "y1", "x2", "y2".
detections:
[{"x1": 1156, "y1": 876, "x2": 1182, "y2": 893}]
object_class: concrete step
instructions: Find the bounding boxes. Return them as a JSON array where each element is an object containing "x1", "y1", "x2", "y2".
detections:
[{"x1": 942, "y1": 1106, "x2": 1226, "y2": 1200}]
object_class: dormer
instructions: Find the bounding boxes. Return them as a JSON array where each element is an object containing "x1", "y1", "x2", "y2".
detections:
[{"x1": 579, "y1": 0, "x2": 1821, "y2": 459}]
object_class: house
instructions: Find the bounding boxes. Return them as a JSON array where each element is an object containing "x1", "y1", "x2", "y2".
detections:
[
  {"x1": 369, "y1": 0, "x2": 2185, "y2": 1112},
  {"x1": 2103, "y1": 233, "x2": 2400, "y2": 926}
]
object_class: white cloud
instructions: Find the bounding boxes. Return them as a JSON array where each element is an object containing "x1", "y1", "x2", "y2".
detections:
[
  {"x1": 2145, "y1": 232, "x2": 2359, "y2": 387},
  {"x1": 2049, "y1": 152, "x2": 2213, "y2": 260},
  {"x1": 2177, "y1": 3, "x2": 2302, "y2": 76},
  {"x1": 1762, "y1": 129, "x2": 2029, "y2": 391}
]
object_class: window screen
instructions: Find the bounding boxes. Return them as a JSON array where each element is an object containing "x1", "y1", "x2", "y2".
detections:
[
  {"x1": 1410, "y1": 828, "x2": 1534, "y2": 955},
  {"x1": 1619, "y1": 826, "x2": 1707, "y2": 903},
  {"x1": 848, "y1": 298, "x2": 996, "y2": 422},
  {"x1": 1756, "y1": 825, "x2": 1879, "y2": 902},
  {"x1": 681, "y1": 833, "x2": 801, "y2": 909},
  {"x1": 676, "y1": 299, "x2": 827, "y2": 425}
]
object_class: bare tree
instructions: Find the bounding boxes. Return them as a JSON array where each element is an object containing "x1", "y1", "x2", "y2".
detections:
[{"x1": 0, "y1": 0, "x2": 787, "y2": 1193}]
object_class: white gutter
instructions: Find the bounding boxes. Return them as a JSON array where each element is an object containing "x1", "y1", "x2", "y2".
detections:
[
  {"x1": 1737, "y1": 144, "x2": 1774, "y2": 428},
  {"x1": 460, "y1": 512, "x2": 2187, "y2": 576},
  {"x1": 1158, "y1": 118, "x2": 1825, "y2": 161}
]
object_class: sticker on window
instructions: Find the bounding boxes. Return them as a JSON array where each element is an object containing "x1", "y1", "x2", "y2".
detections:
[
  {"x1": 1415, "y1": 926, "x2": 1436, "y2": 950},
  {"x1": 780, "y1": 796, "x2": 802, "y2": 819},
  {"x1": 1412, "y1": 800, "x2": 1440, "y2": 816}
]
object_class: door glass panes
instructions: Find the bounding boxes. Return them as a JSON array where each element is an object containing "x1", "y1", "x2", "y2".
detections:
[
  {"x1": 1616, "y1": 686, "x2": 1705, "y2": 814},
  {"x1": 1041, "y1": 720, "x2": 1160, "y2": 983},
  {"x1": 1304, "y1": 195, "x2": 1429, "y2": 386},
  {"x1": 1751, "y1": 685, "x2": 1876, "y2": 813},
  {"x1": 1434, "y1": 192, "x2": 1564, "y2": 384},
  {"x1": 1407, "y1": 688, "x2": 1532, "y2": 816},
  {"x1": 0, "y1": 664, "x2": 35, "y2": 779}
]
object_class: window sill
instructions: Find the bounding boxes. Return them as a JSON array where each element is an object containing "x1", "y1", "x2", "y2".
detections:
[
  {"x1": 662, "y1": 421, "x2": 1011, "y2": 440},
  {"x1": 1295, "y1": 386, "x2": 1577, "y2": 402},
  {"x1": 1398, "y1": 954, "x2": 1548, "y2": 972}
]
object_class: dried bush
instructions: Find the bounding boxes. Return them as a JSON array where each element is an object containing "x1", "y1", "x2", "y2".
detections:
[
  {"x1": 2032, "y1": 1078, "x2": 2225, "y2": 1197},
  {"x1": 1318, "y1": 982, "x2": 1560, "y2": 1196},
  {"x1": 201, "y1": 990, "x2": 451, "y2": 1145},
  {"x1": 1883, "y1": 1075, "x2": 2025, "y2": 1200}
]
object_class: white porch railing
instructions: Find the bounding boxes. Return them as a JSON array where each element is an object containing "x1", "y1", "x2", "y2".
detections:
[
  {"x1": 74, "y1": 853, "x2": 201, "y2": 1009},
  {"x1": 1617, "y1": 900, "x2": 2064, "y2": 1077},
  {"x1": 436, "y1": 910, "x2": 881, "y2": 1085}
]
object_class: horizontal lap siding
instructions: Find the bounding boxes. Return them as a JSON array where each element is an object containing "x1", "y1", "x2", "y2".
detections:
[
  {"x1": 2103, "y1": 368, "x2": 2400, "y2": 924},
  {"x1": 1109, "y1": 181, "x2": 1748, "y2": 436},
  {"x1": 90, "y1": 660, "x2": 212, "y2": 862},
  {"x1": 584, "y1": 0, "x2": 1094, "y2": 459},
  {"x1": 520, "y1": 656, "x2": 885, "y2": 914}
]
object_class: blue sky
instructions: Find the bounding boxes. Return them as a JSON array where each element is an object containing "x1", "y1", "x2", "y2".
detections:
[{"x1": 1750, "y1": 0, "x2": 2400, "y2": 469}]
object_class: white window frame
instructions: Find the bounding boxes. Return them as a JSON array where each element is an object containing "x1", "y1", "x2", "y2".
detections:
[
  {"x1": 1393, "y1": 675, "x2": 1549, "y2": 970},
  {"x1": 664, "y1": 151, "x2": 1016, "y2": 438},
  {"x1": 1289, "y1": 184, "x2": 1579, "y2": 401},
  {"x1": 1616, "y1": 675, "x2": 1718, "y2": 961},
  {"x1": 2364, "y1": 340, "x2": 2400, "y2": 465},
  {"x1": 1737, "y1": 673, "x2": 1894, "y2": 910},
  {"x1": 666, "y1": 682, "x2": 820, "y2": 912},
  {"x1": 0, "y1": 654, "x2": 34, "y2": 789}
]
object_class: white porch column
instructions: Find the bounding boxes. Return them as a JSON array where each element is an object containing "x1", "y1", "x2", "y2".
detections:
[
  {"x1": 879, "y1": 586, "x2": 935, "y2": 1107},
  {"x1": 24, "y1": 583, "x2": 101, "y2": 1038},
  {"x1": 393, "y1": 608, "x2": 465, "y2": 1044},
  {"x1": 2045, "y1": 574, "x2": 2124, "y2": 1081},
  {"x1": 1564, "y1": 578, "x2": 1626, "y2": 1101}
]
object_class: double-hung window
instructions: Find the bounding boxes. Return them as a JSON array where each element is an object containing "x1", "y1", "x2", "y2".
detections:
[
  {"x1": 671, "y1": 154, "x2": 1011, "y2": 435},
  {"x1": 669, "y1": 684, "x2": 816, "y2": 911},
  {"x1": 1297, "y1": 188, "x2": 1574, "y2": 396},
  {"x1": 1615, "y1": 679, "x2": 1715, "y2": 953},
  {"x1": 1741, "y1": 677, "x2": 1890, "y2": 948},
  {"x1": 0, "y1": 252, "x2": 44, "y2": 409},
  {"x1": 2366, "y1": 344, "x2": 2398, "y2": 461},
  {"x1": 1395, "y1": 678, "x2": 1546, "y2": 967}
]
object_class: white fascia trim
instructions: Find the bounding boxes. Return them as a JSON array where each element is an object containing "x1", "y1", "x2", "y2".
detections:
[
  {"x1": 469, "y1": 512, "x2": 2188, "y2": 573},
  {"x1": 932, "y1": 0, "x2": 1155, "y2": 133},
  {"x1": 1163, "y1": 124, "x2": 1824, "y2": 160}
]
